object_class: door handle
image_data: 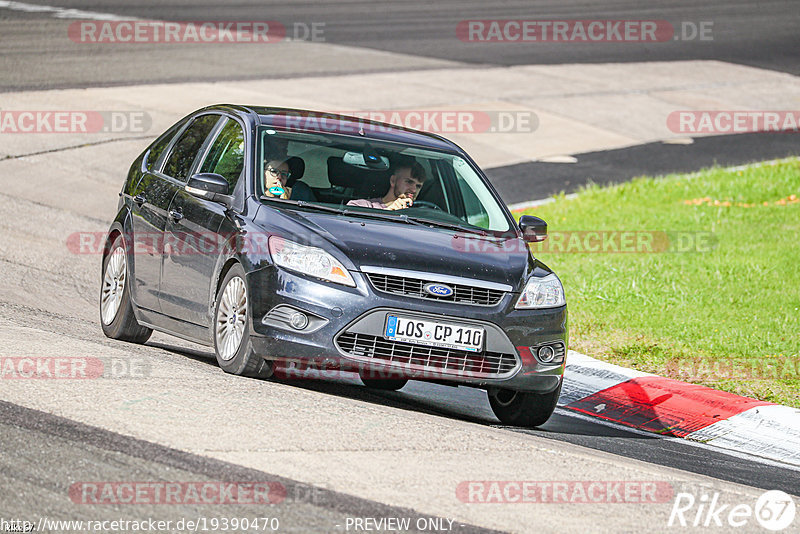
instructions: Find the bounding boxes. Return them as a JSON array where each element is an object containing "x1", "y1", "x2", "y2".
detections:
[
  {"x1": 169, "y1": 209, "x2": 183, "y2": 222},
  {"x1": 133, "y1": 193, "x2": 146, "y2": 206}
]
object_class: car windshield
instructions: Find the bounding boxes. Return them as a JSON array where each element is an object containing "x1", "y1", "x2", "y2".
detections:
[{"x1": 256, "y1": 127, "x2": 512, "y2": 234}]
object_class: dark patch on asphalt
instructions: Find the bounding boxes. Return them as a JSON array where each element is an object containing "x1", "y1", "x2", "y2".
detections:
[
  {"x1": 0, "y1": 400, "x2": 503, "y2": 534},
  {"x1": 485, "y1": 132, "x2": 800, "y2": 203}
]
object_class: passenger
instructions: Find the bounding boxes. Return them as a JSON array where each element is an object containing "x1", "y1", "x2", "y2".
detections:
[
  {"x1": 347, "y1": 160, "x2": 426, "y2": 210},
  {"x1": 263, "y1": 158, "x2": 292, "y2": 199}
]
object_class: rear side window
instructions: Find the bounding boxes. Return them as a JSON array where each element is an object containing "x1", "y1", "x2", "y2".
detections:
[
  {"x1": 198, "y1": 118, "x2": 246, "y2": 191},
  {"x1": 163, "y1": 114, "x2": 220, "y2": 181},
  {"x1": 145, "y1": 118, "x2": 188, "y2": 171}
]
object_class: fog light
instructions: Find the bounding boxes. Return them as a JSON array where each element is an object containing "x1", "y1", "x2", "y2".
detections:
[
  {"x1": 537, "y1": 345, "x2": 556, "y2": 363},
  {"x1": 290, "y1": 312, "x2": 309, "y2": 330}
]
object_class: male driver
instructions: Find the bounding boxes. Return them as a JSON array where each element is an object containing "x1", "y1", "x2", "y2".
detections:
[{"x1": 347, "y1": 159, "x2": 426, "y2": 210}]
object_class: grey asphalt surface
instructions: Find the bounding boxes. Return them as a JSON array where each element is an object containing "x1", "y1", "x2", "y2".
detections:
[
  {"x1": 1, "y1": 1, "x2": 799, "y2": 532},
  {"x1": 0, "y1": 400, "x2": 497, "y2": 534},
  {"x1": 3, "y1": 0, "x2": 797, "y2": 197},
  {"x1": 268, "y1": 370, "x2": 800, "y2": 493},
  {"x1": 1, "y1": 0, "x2": 798, "y2": 93}
]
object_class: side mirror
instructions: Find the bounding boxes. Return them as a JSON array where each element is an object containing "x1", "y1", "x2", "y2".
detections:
[
  {"x1": 519, "y1": 215, "x2": 547, "y2": 242},
  {"x1": 186, "y1": 173, "x2": 233, "y2": 209}
]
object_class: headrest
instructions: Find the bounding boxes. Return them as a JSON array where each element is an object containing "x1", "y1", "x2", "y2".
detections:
[
  {"x1": 327, "y1": 156, "x2": 391, "y2": 198},
  {"x1": 285, "y1": 156, "x2": 305, "y2": 187}
]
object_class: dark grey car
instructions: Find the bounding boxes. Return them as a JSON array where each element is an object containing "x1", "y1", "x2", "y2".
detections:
[{"x1": 100, "y1": 105, "x2": 567, "y2": 427}]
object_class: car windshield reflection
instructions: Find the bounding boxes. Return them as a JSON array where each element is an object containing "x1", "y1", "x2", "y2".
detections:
[{"x1": 257, "y1": 128, "x2": 512, "y2": 234}]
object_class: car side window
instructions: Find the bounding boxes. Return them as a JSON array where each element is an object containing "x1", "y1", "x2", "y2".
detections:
[
  {"x1": 145, "y1": 118, "x2": 188, "y2": 171},
  {"x1": 162, "y1": 114, "x2": 220, "y2": 182},
  {"x1": 198, "y1": 118, "x2": 246, "y2": 192}
]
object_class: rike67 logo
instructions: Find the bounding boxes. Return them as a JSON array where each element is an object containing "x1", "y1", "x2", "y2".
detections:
[{"x1": 669, "y1": 490, "x2": 796, "y2": 530}]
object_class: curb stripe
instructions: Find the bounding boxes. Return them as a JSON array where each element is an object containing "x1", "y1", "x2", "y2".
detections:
[
  {"x1": 685, "y1": 404, "x2": 800, "y2": 465},
  {"x1": 564, "y1": 376, "x2": 772, "y2": 437}
]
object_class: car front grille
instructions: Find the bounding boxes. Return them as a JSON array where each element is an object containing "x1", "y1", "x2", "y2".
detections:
[
  {"x1": 365, "y1": 272, "x2": 505, "y2": 306},
  {"x1": 336, "y1": 332, "x2": 518, "y2": 378}
]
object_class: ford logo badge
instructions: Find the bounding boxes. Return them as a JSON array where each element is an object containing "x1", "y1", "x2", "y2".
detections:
[{"x1": 424, "y1": 283, "x2": 454, "y2": 297}]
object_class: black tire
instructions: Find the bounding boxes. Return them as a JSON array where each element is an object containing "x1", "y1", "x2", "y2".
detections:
[
  {"x1": 488, "y1": 383, "x2": 562, "y2": 427},
  {"x1": 213, "y1": 263, "x2": 273, "y2": 378},
  {"x1": 359, "y1": 375, "x2": 408, "y2": 391},
  {"x1": 100, "y1": 234, "x2": 152, "y2": 344}
]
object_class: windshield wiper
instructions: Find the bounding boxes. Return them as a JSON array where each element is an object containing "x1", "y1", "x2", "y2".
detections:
[
  {"x1": 406, "y1": 217, "x2": 490, "y2": 236},
  {"x1": 345, "y1": 209, "x2": 427, "y2": 227},
  {"x1": 292, "y1": 200, "x2": 346, "y2": 214}
]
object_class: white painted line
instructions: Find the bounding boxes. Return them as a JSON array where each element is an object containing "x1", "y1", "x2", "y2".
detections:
[
  {"x1": 507, "y1": 193, "x2": 578, "y2": 212},
  {"x1": 662, "y1": 137, "x2": 695, "y2": 145},
  {"x1": 0, "y1": 1, "x2": 134, "y2": 20},
  {"x1": 537, "y1": 155, "x2": 578, "y2": 163}
]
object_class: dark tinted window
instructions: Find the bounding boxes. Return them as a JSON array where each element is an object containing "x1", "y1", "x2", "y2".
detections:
[
  {"x1": 145, "y1": 117, "x2": 188, "y2": 171},
  {"x1": 198, "y1": 118, "x2": 246, "y2": 192},
  {"x1": 163, "y1": 114, "x2": 219, "y2": 181}
]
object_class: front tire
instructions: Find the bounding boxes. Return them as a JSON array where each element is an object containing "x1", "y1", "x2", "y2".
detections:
[
  {"x1": 488, "y1": 383, "x2": 562, "y2": 427},
  {"x1": 213, "y1": 263, "x2": 272, "y2": 378},
  {"x1": 100, "y1": 234, "x2": 152, "y2": 343}
]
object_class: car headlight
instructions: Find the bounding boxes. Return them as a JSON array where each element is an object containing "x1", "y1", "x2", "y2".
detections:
[
  {"x1": 515, "y1": 274, "x2": 565, "y2": 309},
  {"x1": 268, "y1": 236, "x2": 355, "y2": 287}
]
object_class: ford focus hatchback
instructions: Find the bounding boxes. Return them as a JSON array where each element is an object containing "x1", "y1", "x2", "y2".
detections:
[{"x1": 100, "y1": 105, "x2": 567, "y2": 427}]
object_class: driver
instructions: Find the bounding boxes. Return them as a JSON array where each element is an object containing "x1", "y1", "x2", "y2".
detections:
[{"x1": 347, "y1": 159, "x2": 426, "y2": 210}]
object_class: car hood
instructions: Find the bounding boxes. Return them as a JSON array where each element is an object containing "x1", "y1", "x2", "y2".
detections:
[{"x1": 263, "y1": 208, "x2": 531, "y2": 289}]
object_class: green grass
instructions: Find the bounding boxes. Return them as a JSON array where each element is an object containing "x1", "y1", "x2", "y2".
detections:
[{"x1": 518, "y1": 158, "x2": 800, "y2": 407}]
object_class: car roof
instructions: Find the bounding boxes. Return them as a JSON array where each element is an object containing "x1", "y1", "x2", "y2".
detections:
[{"x1": 202, "y1": 104, "x2": 462, "y2": 153}]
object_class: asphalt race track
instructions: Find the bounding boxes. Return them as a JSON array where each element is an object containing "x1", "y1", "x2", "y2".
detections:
[
  {"x1": 2, "y1": 0, "x2": 798, "y2": 91},
  {"x1": 1, "y1": 2, "x2": 799, "y2": 533}
]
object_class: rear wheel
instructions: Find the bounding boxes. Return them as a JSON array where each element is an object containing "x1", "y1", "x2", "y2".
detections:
[
  {"x1": 488, "y1": 383, "x2": 561, "y2": 427},
  {"x1": 359, "y1": 375, "x2": 408, "y2": 391},
  {"x1": 213, "y1": 263, "x2": 273, "y2": 378},
  {"x1": 100, "y1": 234, "x2": 152, "y2": 343}
]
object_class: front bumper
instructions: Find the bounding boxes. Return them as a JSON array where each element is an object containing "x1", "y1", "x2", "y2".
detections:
[{"x1": 247, "y1": 266, "x2": 567, "y2": 393}]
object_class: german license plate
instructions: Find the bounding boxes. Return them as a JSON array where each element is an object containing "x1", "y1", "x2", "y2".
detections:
[{"x1": 384, "y1": 315, "x2": 484, "y2": 352}]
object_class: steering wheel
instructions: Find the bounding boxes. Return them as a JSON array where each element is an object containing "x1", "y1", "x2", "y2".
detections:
[{"x1": 410, "y1": 200, "x2": 441, "y2": 211}]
